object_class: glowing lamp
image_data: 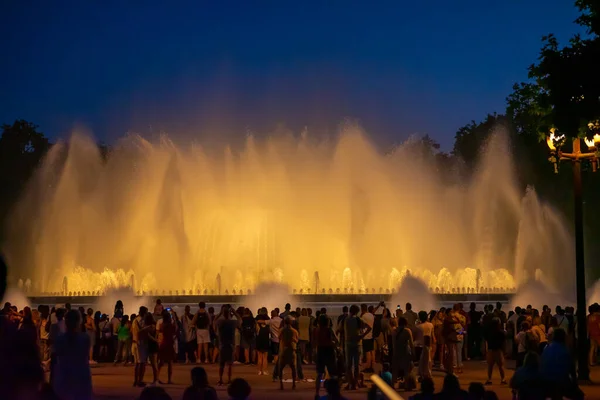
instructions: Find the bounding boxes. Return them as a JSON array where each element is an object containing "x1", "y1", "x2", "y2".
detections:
[
  {"x1": 594, "y1": 134, "x2": 600, "y2": 145},
  {"x1": 584, "y1": 137, "x2": 596, "y2": 150},
  {"x1": 546, "y1": 129, "x2": 565, "y2": 151}
]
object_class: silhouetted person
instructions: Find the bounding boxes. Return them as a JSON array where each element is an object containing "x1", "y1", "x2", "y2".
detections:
[
  {"x1": 182, "y1": 367, "x2": 217, "y2": 400},
  {"x1": 214, "y1": 305, "x2": 241, "y2": 385},
  {"x1": 468, "y1": 382, "x2": 485, "y2": 400},
  {"x1": 409, "y1": 377, "x2": 434, "y2": 400},
  {"x1": 53, "y1": 310, "x2": 92, "y2": 400},
  {"x1": 138, "y1": 386, "x2": 172, "y2": 400},
  {"x1": 279, "y1": 316, "x2": 299, "y2": 390},
  {"x1": 320, "y1": 378, "x2": 347, "y2": 400},
  {"x1": 227, "y1": 378, "x2": 251, "y2": 400},
  {"x1": 541, "y1": 329, "x2": 583, "y2": 400},
  {"x1": 510, "y1": 352, "x2": 544, "y2": 400},
  {"x1": 433, "y1": 374, "x2": 467, "y2": 400},
  {"x1": 484, "y1": 318, "x2": 506, "y2": 385}
]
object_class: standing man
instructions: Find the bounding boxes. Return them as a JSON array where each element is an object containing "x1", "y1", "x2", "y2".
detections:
[
  {"x1": 132, "y1": 306, "x2": 149, "y2": 387},
  {"x1": 588, "y1": 303, "x2": 600, "y2": 366},
  {"x1": 360, "y1": 304, "x2": 375, "y2": 373},
  {"x1": 192, "y1": 302, "x2": 211, "y2": 364},
  {"x1": 416, "y1": 311, "x2": 433, "y2": 379},
  {"x1": 214, "y1": 305, "x2": 241, "y2": 386},
  {"x1": 404, "y1": 303, "x2": 418, "y2": 327},
  {"x1": 336, "y1": 306, "x2": 349, "y2": 358},
  {"x1": 297, "y1": 309, "x2": 311, "y2": 364},
  {"x1": 280, "y1": 303, "x2": 292, "y2": 320},
  {"x1": 279, "y1": 316, "x2": 299, "y2": 390},
  {"x1": 182, "y1": 305, "x2": 196, "y2": 364},
  {"x1": 270, "y1": 309, "x2": 282, "y2": 381},
  {"x1": 345, "y1": 305, "x2": 370, "y2": 390},
  {"x1": 493, "y1": 302, "x2": 507, "y2": 327}
]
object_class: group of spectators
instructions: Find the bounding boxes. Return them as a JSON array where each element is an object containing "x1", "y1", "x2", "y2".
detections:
[{"x1": 0, "y1": 295, "x2": 592, "y2": 400}]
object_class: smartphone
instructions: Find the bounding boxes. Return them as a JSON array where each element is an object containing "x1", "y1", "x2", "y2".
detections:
[{"x1": 166, "y1": 307, "x2": 172, "y2": 311}]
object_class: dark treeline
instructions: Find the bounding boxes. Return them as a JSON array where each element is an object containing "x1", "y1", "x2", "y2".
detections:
[{"x1": 2, "y1": 0, "x2": 600, "y2": 279}]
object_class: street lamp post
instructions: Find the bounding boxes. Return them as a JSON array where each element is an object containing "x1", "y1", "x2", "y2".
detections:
[{"x1": 546, "y1": 123, "x2": 600, "y2": 382}]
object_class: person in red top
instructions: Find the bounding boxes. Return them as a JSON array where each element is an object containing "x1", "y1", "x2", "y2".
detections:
[
  {"x1": 587, "y1": 303, "x2": 600, "y2": 366},
  {"x1": 157, "y1": 310, "x2": 177, "y2": 384}
]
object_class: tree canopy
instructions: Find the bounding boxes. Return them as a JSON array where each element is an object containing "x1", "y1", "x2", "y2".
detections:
[{"x1": 508, "y1": 0, "x2": 600, "y2": 140}]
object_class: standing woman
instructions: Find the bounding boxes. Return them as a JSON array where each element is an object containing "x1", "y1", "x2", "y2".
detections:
[
  {"x1": 433, "y1": 308, "x2": 446, "y2": 369},
  {"x1": 255, "y1": 309, "x2": 271, "y2": 375},
  {"x1": 380, "y1": 308, "x2": 392, "y2": 364},
  {"x1": 85, "y1": 309, "x2": 97, "y2": 364},
  {"x1": 53, "y1": 310, "x2": 92, "y2": 400},
  {"x1": 241, "y1": 308, "x2": 256, "y2": 365},
  {"x1": 114, "y1": 300, "x2": 124, "y2": 318},
  {"x1": 114, "y1": 315, "x2": 131, "y2": 364},
  {"x1": 18, "y1": 306, "x2": 38, "y2": 344},
  {"x1": 158, "y1": 310, "x2": 176, "y2": 384},
  {"x1": 145, "y1": 313, "x2": 159, "y2": 384}
]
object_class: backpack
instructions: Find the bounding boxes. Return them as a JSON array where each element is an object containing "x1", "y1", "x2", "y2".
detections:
[
  {"x1": 196, "y1": 312, "x2": 209, "y2": 330},
  {"x1": 242, "y1": 319, "x2": 255, "y2": 339},
  {"x1": 101, "y1": 320, "x2": 112, "y2": 339}
]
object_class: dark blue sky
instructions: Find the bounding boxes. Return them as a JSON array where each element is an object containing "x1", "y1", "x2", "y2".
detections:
[{"x1": 0, "y1": 1, "x2": 582, "y2": 150}]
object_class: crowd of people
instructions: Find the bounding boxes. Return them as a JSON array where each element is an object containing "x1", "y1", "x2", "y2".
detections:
[{"x1": 0, "y1": 296, "x2": 593, "y2": 400}]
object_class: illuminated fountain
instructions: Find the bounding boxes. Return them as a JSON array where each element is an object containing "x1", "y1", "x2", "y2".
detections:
[{"x1": 1, "y1": 125, "x2": 574, "y2": 296}]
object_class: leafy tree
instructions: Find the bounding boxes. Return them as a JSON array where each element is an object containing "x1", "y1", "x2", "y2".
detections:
[
  {"x1": 508, "y1": 1, "x2": 600, "y2": 139},
  {"x1": 0, "y1": 120, "x2": 50, "y2": 190},
  {"x1": 505, "y1": 0, "x2": 600, "y2": 282},
  {"x1": 452, "y1": 113, "x2": 509, "y2": 172},
  {"x1": 0, "y1": 120, "x2": 51, "y2": 239}
]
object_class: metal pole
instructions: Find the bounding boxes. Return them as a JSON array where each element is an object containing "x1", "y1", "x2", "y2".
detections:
[{"x1": 573, "y1": 157, "x2": 590, "y2": 381}]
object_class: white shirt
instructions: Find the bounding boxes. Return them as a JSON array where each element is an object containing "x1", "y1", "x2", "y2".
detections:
[
  {"x1": 555, "y1": 315, "x2": 569, "y2": 331},
  {"x1": 182, "y1": 313, "x2": 195, "y2": 343},
  {"x1": 270, "y1": 316, "x2": 282, "y2": 343},
  {"x1": 415, "y1": 321, "x2": 433, "y2": 347},
  {"x1": 361, "y1": 312, "x2": 374, "y2": 340}
]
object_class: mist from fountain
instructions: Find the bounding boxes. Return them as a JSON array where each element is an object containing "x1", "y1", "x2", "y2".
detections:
[
  {"x1": 2, "y1": 288, "x2": 31, "y2": 309},
  {"x1": 509, "y1": 279, "x2": 575, "y2": 311},
  {"x1": 245, "y1": 282, "x2": 294, "y2": 315},
  {"x1": 389, "y1": 275, "x2": 436, "y2": 313},
  {"x1": 1, "y1": 125, "x2": 575, "y2": 294}
]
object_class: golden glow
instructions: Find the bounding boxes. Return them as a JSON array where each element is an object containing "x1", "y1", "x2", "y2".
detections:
[
  {"x1": 54, "y1": 265, "x2": 516, "y2": 295},
  {"x1": 594, "y1": 134, "x2": 600, "y2": 145},
  {"x1": 4, "y1": 130, "x2": 571, "y2": 297}
]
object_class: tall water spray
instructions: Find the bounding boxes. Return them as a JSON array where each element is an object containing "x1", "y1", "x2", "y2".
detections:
[{"x1": 1, "y1": 125, "x2": 574, "y2": 294}]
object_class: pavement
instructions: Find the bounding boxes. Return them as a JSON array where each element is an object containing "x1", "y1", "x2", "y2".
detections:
[{"x1": 88, "y1": 359, "x2": 600, "y2": 400}]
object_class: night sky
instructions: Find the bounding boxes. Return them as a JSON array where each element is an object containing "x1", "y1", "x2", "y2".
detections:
[{"x1": 0, "y1": 1, "x2": 583, "y2": 150}]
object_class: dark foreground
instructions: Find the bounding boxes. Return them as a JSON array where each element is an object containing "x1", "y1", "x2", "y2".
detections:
[{"x1": 88, "y1": 359, "x2": 600, "y2": 400}]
